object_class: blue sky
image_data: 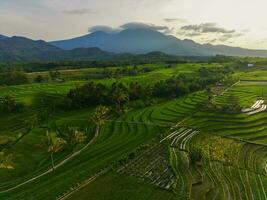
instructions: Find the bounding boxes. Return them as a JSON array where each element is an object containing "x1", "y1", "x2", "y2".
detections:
[{"x1": 1, "y1": 0, "x2": 267, "y2": 49}]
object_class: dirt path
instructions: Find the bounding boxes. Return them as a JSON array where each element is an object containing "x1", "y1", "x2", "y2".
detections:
[
  {"x1": 0, "y1": 127, "x2": 100, "y2": 194},
  {"x1": 220, "y1": 80, "x2": 240, "y2": 96}
]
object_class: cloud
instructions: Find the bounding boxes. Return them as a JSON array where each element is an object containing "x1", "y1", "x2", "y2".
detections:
[
  {"x1": 181, "y1": 23, "x2": 235, "y2": 34},
  {"x1": 89, "y1": 22, "x2": 172, "y2": 34},
  {"x1": 88, "y1": 21, "x2": 242, "y2": 44},
  {"x1": 120, "y1": 22, "x2": 170, "y2": 32},
  {"x1": 88, "y1": 25, "x2": 121, "y2": 33},
  {"x1": 216, "y1": 33, "x2": 243, "y2": 42},
  {"x1": 176, "y1": 22, "x2": 244, "y2": 44},
  {"x1": 63, "y1": 9, "x2": 94, "y2": 15},
  {"x1": 164, "y1": 27, "x2": 176, "y2": 35},
  {"x1": 185, "y1": 32, "x2": 202, "y2": 37},
  {"x1": 164, "y1": 18, "x2": 188, "y2": 23}
]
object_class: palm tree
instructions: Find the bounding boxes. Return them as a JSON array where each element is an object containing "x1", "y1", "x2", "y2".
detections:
[
  {"x1": 142, "y1": 86, "x2": 153, "y2": 106},
  {"x1": 57, "y1": 126, "x2": 85, "y2": 153},
  {"x1": 90, "y1": 105, "x2": 110, "y2": 138},
  {"x1": 0, "y1": 151, "x2": 13, "y2": 169},
  {"x1": 45, "y1": 131, "x2": 66, "y2": 171},
  {"x1": 111, "y1": 83, "x2": 129, "y2": 114}
]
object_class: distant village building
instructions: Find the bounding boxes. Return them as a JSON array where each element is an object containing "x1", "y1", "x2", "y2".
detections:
[{"x1": 247, "y1": 63, "x2": 254, "y2": 67}]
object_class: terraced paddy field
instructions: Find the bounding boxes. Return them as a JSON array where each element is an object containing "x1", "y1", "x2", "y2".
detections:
[
  {"x1": 0, "y1": 90, "x2": 207, "y2": 200},
  {"x1": 68, "y1": 125, "x2": 267, "y2": 200},
  {"x1": 3, "y1": 63, "x2": 262, "y2": 200},
  {"x1": 234, "y1": 69, "x2": 267, "y2": 81},
  {"x1": 170, "y1": 131, "x2": 267, "y2": 200},
  {"x1": 185, "y1": 81, "x2": 267, "y2": 145},
  {"x1": 0, "y1": 81, "x2": 87, "y2": 104},
  {"x1": 3, "y1": 79, "x2": 267, "y2": 200},
  {"x1": 66, "y1": 172, "x2": 176, "y2": 200}
]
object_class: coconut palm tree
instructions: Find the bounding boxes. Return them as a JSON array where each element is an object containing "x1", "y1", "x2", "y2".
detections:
[
  {"x1": 57, "y1": 126, "x2": 86, "y2": 153},
  {"x1": 90, "y1": 105, "x2": 110, "y2": 138},
  {"x1": 45, "y1": 131, "x2": 66, "y2": 171},
  {"x1": 110, "y1": 83, "x2": 129, "y2": 114}
]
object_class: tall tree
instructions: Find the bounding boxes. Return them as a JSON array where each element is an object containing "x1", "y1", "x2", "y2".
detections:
[
  {"x1": 45, "y1": 131, "x2": 66, "y2": 171},
  {"x1": 90, "y1": 106, "x2": 110, "y2": 138},
  {"x1": 110, "y1": 83, "x2": 129, "y2": 114},
  {"x1": 57, "y1": 126, "x2": 86, "y2": 152},
  {"x1": 139, "y1": 85, "x2": 153, "y2": 106}
]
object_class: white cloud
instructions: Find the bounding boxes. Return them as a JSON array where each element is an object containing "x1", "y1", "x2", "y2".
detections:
[
  {"x1": 181, "y1": 23, "x2": 235, "y2": 34},
  {"x1": 88, "y1": 25, "x2": 121, "y2": 33},
  {"x1": 120, "y1": 22, "x2": 169, "y2": 32}
]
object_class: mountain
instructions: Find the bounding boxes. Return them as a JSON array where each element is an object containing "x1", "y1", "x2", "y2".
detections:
[
  {"x1": 0, "y1": 36, "x2": 61, "y2": 61},
  {"x1": 51, "y1": 29, "x2": 205, "y2": 56},
  {"x1": 0, "y1": 36, "x2": 114, "y2": 62},
  {"x1": 2, "y1": 28, "x2": 267, "y2": 62},
  {"x1": 51, "y1": 28, "x2": 267, "y2": 57},
  {"x1": 0, "y1": 35, "x2": 190, "y2": 63},
  {"x1": 0, "y1": 37, "x2": 57, "y2": 62},
  {"x1": 202, "y1": 44, "x2": 267, "y2": 57},
  {"x1": 0, "y1": 34, "x2": 185, "y2": 62},
  {"x1": 45, "y1": 47, "x2": 113, "y2": 61},
  {"x1": 0, "y1": 35, "x2": 8, "y2": 40}
]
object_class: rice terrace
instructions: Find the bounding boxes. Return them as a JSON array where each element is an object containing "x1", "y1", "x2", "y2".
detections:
[{"x1": 2, "y1": 0, "x2": 267, "y2": 199}]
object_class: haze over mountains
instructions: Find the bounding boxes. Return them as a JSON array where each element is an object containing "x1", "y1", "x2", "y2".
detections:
[
  {"x1": 1, "y1": 28, "x2": 267, "y2": 62},
  {"x1": 51, "y1": 28, "x2": 267, "y2": 57}
]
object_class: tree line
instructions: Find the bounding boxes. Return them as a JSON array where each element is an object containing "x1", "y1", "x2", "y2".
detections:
[
  {"x1": 66, "y1": 66, "x2": 234, "y2": 114},
  {"x1": 0, "y1": 54, "x2": 240, "y2": 74},
  {"x1": 0, "y1": 71, "x2": 29, "y2": 86},
  {"x1": 0, "y1": 66, "x2": 235, "y2": 116},
  {"x1": 0, "y1": 65, "x2": 156, "y2": 86}
]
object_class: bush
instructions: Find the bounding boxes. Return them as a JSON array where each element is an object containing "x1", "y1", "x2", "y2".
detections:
[
  {"x1": 189, "y1": 149, "x2": 202, "y2": 165},
  {"x1": 0, "y1": 71, "x2": 29, "y2": 86},
  {"x1": 0, "y1": 96, "x2": 24, "y2": 113}
]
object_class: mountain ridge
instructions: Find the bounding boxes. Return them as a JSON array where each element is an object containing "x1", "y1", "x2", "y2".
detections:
[
  {"x1": 50, "y1": 28, "x2": 267, "y2": 57},
  {"x1": 2, "y1": 28, "x2": 267, "y2": 62},
  {"x1": 0, "y1": 35, "x2": 9, "y2": 40}
]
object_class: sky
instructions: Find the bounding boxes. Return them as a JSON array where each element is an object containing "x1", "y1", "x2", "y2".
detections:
[{"x1": 1, "y1": 0, "x2": 267, "y2": 49}]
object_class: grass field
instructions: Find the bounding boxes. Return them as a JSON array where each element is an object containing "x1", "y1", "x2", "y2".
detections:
[
  {"x1": 67, "y1": 172, "x2": 176, "y2": 200},
  {"x1": 2, "y1": 63, "x2": 267, "y2": 200}
]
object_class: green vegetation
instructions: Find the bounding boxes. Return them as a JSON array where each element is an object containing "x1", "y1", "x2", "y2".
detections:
[
  {"x1": 0, "y1": 71, "x2": 29, "y2": 86},
  {"x1": 67, "y1": 172, "x2": 176, "y2": 200},
  {"x1": 0, "y1": 60, "x2": 267, "y2": 200},
  {"x1": 170, "y1": 132, "x2": 267, "y2": 199},
  {"x1": 186, "y1": 81, "x2": 267, "y2": 145},
  {"x1": 0, "y1": 96, "x2": 24, "y2": 113}
]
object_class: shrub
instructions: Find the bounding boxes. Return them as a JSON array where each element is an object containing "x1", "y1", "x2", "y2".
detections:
[{"x1": 0, "y1": 96, "x2": 24, "y2": 113}]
